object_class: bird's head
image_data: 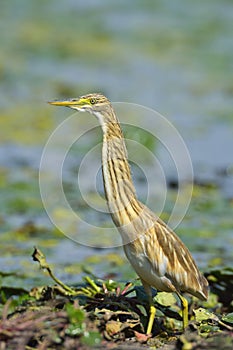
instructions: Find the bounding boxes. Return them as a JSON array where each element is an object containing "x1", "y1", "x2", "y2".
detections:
[{"x1": 48, "y1": 93, "x2": 111, "y2": 116}]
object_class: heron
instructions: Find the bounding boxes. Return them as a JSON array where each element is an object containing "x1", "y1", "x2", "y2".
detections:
[{"x1": 49, "y1": 93, "x2": 208, "y2": 334}]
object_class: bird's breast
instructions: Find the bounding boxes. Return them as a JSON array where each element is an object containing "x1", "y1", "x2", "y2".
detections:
[{"x1": 123, "y1": 241, "x2": 174, "y2": 293}]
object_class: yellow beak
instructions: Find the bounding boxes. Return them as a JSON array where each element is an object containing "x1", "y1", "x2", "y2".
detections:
[{"x1": 48, "y1": 99, "x2": 79, "y2": 107}]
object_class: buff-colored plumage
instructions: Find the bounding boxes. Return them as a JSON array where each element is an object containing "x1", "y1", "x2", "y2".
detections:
[{"x1": 49, "y1": 93, "x2": 208, "y2": 334}]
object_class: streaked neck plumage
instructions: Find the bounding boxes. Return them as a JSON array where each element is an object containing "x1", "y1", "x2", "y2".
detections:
[{"x1": 93, "y1": 105, "x2": 140, "y2": 229}]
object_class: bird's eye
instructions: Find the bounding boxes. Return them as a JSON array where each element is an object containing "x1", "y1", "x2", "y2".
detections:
[{"x1": 90, "y1": 98, "x2": 96, "y2": 105}]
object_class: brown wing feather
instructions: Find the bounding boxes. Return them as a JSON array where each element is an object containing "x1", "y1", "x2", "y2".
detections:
[{"x1": 143, "y1": 213, "x2": 208, "y2": 300}]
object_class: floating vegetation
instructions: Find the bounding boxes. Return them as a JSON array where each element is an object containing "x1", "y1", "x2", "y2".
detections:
[{"x1": 0, "y1": 248, "x2": 232, "y2": 349}]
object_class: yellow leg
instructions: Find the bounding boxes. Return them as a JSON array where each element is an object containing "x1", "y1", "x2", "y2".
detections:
[
  {"x1": 146, "y1": 297, "x2": 156, "y2": 334},
  {"x1": 176, "y1": 293, "x2": 189, "y2": 331},
  {"x1": 141, "y1": 280, "x2": 156, "y2": 334}
]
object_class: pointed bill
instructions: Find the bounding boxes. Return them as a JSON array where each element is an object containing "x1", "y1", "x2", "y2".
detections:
[{"x1": 48, "y1": 99, "x2": 79, "y2": 107}]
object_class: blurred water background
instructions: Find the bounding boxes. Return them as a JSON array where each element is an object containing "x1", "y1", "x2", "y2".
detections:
[{"x1": 0, "y1": 0, "x2": 232, "y2": 289}]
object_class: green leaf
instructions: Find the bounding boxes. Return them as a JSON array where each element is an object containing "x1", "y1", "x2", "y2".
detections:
[
  {"x1": 81, "y1": 331, "x2": 102, "y2": 346},
  {"x1": 154, "y1": 292, "x2": 177, "y2": 306},
  {"x1": 66, "y1": 303, "x2": 85, "y2": 325},
  {"x1": 222, "y1": 313, "x2": 233, "y2": 324},
  {"x1": 193, "y1": 307, "x2": 218, "y2": 322}
]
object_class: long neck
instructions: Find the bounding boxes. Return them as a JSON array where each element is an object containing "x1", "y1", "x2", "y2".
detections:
[{"x1": 99, "y1": 108, "x2": 143, "y2": 228}]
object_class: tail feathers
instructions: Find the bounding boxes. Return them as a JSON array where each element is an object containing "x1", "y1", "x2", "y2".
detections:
[{"x1": 188, "y1": 274, "x2": 209, "y2": 301}]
